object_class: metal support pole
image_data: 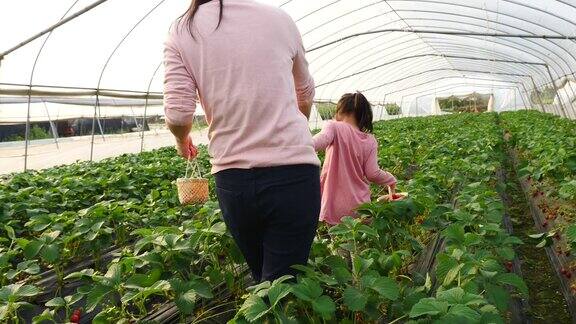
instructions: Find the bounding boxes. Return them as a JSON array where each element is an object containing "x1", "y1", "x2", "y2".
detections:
[
  {"x1": 545, "y1": 65, "x2": 568, "y2": 118},
  {"x1": 42, "y1": 101, "x2": 59, "y2": 149},
  {"x1": 141, "y1": 93, "x2": 149, "y2": 153},
  {"x1": 520, "y1": 84, "x2": 530, "y2": 110},
  {"x1": 89, "y1": 93, "x2": 98, "y2": 161},
  {"x1": 23, "y1": 86, "x2": 32, "y2": 171},
  {"x1": 379, "y1": 94, "x2": 387, "y2": 121},
  {"x1": 564, "y1": 76, "x2": 576, "y2": 119},
  {"x1": 529, "y1": 76, "x2": 547, "y2": 113},
  {"x1": 0, "y1": 0, "x2": 109, "y2": 60}
]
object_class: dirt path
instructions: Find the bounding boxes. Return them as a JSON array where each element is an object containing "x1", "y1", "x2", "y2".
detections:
[{"x1": 501, "y1": 148, "x2": 572, "y2": 323}]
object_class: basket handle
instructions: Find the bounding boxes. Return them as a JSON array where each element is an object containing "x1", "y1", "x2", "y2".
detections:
[
  {"x1": 184, "y1": 117, "x2": 205, "y2": 179},
  {"x1": 185, "y1": 157, "x2": 203, "y2": 179}
]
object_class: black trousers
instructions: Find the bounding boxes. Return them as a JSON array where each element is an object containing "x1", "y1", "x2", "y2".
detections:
[{"x1": 215, "y1": 164, "x2": 320, "y2": 282}]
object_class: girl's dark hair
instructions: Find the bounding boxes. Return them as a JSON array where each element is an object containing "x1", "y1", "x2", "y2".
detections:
[
  {"x1": 336, "y1": 92, "x2": 374, "y2": 133},
  {"x1": 179, "y1": 0, "x2": 224, "y2": 37}
]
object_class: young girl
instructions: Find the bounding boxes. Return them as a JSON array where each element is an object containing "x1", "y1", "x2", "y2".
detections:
[{"x1": 313, "y1": 92, "x2": 397, "y2": 225}]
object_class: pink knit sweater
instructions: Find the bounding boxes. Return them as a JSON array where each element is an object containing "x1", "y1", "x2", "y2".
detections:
[
  {"x1": 163, "y1": 0, "x2": 319, "y2": 173},
  {"x1": 313, "y1": 121, "x2": 397, "y2": 225}
]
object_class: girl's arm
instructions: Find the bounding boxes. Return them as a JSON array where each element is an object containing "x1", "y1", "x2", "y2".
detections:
[
  {"x1": 364, "y1": 143, "x2": 397, "y2": 188},
  {"x1": 312, "y1": 122, "x2": 335, "y2": 152}
]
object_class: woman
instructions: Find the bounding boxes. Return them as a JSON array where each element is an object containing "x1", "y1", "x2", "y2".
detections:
[{"x1": 164, "y1": 0, "x2": 320, "y2": 283}]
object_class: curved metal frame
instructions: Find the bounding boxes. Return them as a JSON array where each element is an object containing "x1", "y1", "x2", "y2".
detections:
[{"x1": 2, "y1": 0, "x2": 576, "y2": 171}]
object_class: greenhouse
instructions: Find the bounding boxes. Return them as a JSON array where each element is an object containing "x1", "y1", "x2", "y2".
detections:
[{"x1": 1, "y1": 0, "x2": 576, "y2": 323}]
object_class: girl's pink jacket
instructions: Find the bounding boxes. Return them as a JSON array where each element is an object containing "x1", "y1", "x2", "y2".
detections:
[{"x1": 313, "y1": 121, "x2": 397, "y2": 225}]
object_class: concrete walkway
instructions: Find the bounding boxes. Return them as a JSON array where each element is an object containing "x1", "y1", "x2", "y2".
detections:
[{"x1": 1, "y1": 120, "x2": 326, "y2": 175}]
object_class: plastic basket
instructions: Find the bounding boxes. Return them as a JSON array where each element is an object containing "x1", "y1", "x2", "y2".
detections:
[
  {"x1": 377, "y1": 192, "x2": 409, "y2": 203},
  {"x1": 176, "y1": 158, "x2": 209, "y2": 205}
]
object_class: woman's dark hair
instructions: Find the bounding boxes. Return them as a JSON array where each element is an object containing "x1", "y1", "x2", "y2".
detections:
[
  {"x1": 179, "y1": 0, "x2": 223, "y2": 37},
  {"x1": 336, "y1": 92, "x2": 374, "y2": 133}
]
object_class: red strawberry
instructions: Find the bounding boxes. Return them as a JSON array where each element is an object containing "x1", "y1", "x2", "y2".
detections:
[
  {"x1": 70, "y1": 309, "x2": 81, "y2": 323},
  {"x1": 505, "y1": 261, "x2": 513, "y2": 272}
]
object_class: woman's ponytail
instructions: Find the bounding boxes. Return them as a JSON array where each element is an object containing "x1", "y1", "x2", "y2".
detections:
[{"x1": 180, "y1": 0, "x2": 224, "y2": 38}]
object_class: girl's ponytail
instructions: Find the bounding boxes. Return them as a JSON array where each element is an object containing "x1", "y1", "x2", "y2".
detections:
[
  {"x1": 353, "y1": 92, "x2": 374, "y2": 133},
  {"x1": 335, "y1": 92, "x2": 374, "y2": 133}
]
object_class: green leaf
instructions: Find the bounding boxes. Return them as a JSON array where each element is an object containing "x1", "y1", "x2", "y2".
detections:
[
  {"x1": 292, "y1": 278, "x2": 322, "y2": 302},
  {"x1": 240, "y1": 295, "x2": 269, "y2": 322},
  {"x1": 32, "y1": 309, "x2": 55, "y2": 324},
  {"x1": 485, "y1": 283, "x2": 510, "y2": 313},
  {"x1": 528, "y1": 232, "x2": 546, "y2": 239},
  {"x1": 333, "y1": 267, "x2": 352, "y2": 284},
  {"x1": 41, "y1": 244, "x2": 60, "y2": 263},
  {"x1": 23, "y1": 240, "x2": 43, "y2": 259},
  {"x1": 0, "y1": 305, "x2": 8, "y2": 320},
  {"x1": 497, "y1": 247, "x2": 515, "y2": 260},
  {"x1": 443, "y1": 264, "x2": 465, "y2": 287},
  {"x1": 189, "y1": 279, "x2": 213, "y2": 299},
  {"x1": 362, "y1": 275, "x2": 399, "y2": 300},
  {"x1": 495, "y1": 273, "x2": 529, "y2": 296},
  {"x1": 536, "y1": 239, "x2": 550, "y2": 248},
  {"x1": 443, "y1": 224, "x2": 465, "y2": 245},
  {"x1": 268, "y1": 283, "x2": 291, "y2": 308},
  {"x1": 175, "y1": 290, "x2": 197, "y2": 315},
  {"x1": 503, "y1": 236, "x2": 523, "y2": 245},
  {"x1": 45, "y1": 297, "x2": 66, "y2": 308},
  {"x1": 409, "y1": 297, "x2": 449, "y2": 318},
  {"x1": 446, "y1": 304, "x2": 481, "y2": 322},
  {"x1": 65, "y1": 293, "x2": 83, "y2": 306},
  {"x1": 64, "y1": 268, "x2": 95, "y2": 280},
  {"x1": 312, "y1": 295, "x2": 336, "y2": 319},
  {"x1": 566, "y1": 155, "x2": 576, "y2": 172},
  {"x1": 437, "y1": 287, "x2": 485, "y2": 306},
  {"x1": 43, "y1": 230, "x2": 61, "y2": 242},
  {"x1": 126, "y1": 268, "x2": 162, "y2": 288},
  {"x1": 92, "y1": 310, "x2": 111, "y2": 324},
  {"x1": 18, "y1": 260, "x2": 40, "y2": 275},
  {"x1": 4, "y1": 226, "x2": 15, "y2": 241},
  {"x1": 86, "y1": 285, "x2": 114, "y2": 312},
  {"x1": 358, "y1": 224, "x2": 378, "y2": 238},
  {"x1": 206, "y1": 222, "x2": 227, "y2": 235},
  {"x1": 565, "y1": 225, "x2": 576, "y2": 242},
  {"x1": 352, "y1": 256, "x2": 374, "y2": 275},
  {"x1": 10, "y1": 284, "x2": 40, "y2": 298},
  {"x1": 343, "y1": 287, "x2": 367, "y2": 311},
  {"x1": 91, "y1": 221, "x2": 105, "y2": 232}
]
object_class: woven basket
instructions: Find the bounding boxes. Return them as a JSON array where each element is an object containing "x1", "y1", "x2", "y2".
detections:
[
  {"x1": 176, "y1": 156, "x2": 209, "y2": 206},
  {"x1": 177, "y1": 177, "x2": 209, "y2": 205}
]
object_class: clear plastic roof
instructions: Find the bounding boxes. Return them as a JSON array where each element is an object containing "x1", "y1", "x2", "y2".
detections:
[{"x1": 1, "y1": 0, "x2": 576, "y2": 114}]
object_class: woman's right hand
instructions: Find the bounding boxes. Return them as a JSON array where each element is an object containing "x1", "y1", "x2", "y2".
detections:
[{"x1": 176, "y1": 136, "x2": 198, "y2": 160}]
